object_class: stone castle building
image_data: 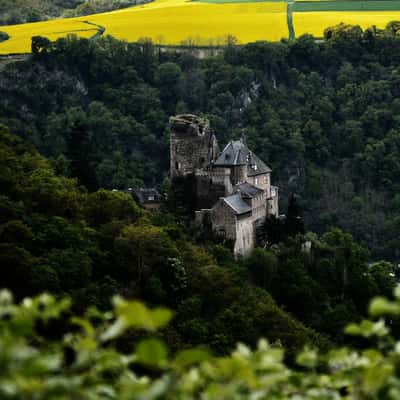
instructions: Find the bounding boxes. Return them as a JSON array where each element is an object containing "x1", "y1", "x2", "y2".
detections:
[{"x1": 170, "y1": 114, "x2": 279, "y2": 257}]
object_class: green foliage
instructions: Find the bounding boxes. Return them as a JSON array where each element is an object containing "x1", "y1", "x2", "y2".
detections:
[
  {"x1": 84, "y1": 189, "x2": 141, "y2": 226},
  {"x1": 0, "y1": 31, "x2": 9, "y2": 42},
  {"x1": 0, "y1": 0, "x2": 138, "y2": 25},
  {"x1": 66, "y1": 0, "x2": 139, "y2": 17},
  {"x1": 101, "y1": 297, "x2": 173, "y2": 340},
  {"x1": 0, "y1": 124, "x2": 129, "y2": 304},
  {"x1": 3, "y1": 287, "x2": 400, "y2": 399},
  {"x1": 243, "y1": 229, "x2": 396, "y2": 343},
  {"x1": 32, "y1": 36, "x2": 52, "y2": 54},
  {"x1": 156, "y1": 62, "x2": 182, "y2": 113},
  {"x1": 243, "y1": 248, "x2": 278, "y2": 288}
]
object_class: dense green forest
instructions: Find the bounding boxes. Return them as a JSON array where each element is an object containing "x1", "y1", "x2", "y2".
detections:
[
  {"x1": 2, "y1": 23, "x2": 400, "y2": 259},
  {"x1": 0, "y1": 108, "x2": 396, "y2": 354},
  {"x1": 0, "y1": 0, "x2": 138, "y2": 25}
]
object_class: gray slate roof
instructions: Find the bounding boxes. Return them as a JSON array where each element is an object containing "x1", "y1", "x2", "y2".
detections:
[
  {"x1": 214, "y1": 140, "x2": 271, "y2": 176},
  {"x1": 235, "y1": 182, "x2": 264, "y2": 198},
  {"x1": 222, "y1": 193, "x2": 252, "y2": 215},
  {"x1": 131, "y1": 188, "x2": 162, "y2": 204}
]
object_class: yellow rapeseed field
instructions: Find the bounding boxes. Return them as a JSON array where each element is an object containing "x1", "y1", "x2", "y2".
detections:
[
  {"x1": 0, "y1": 19, "x2": 98, "y2": 54},
  {"x1": 1, "y1": 0, "x2": 399, "y2": 55},
  {"x1": 293, "y1": 11, "x2": 400, "y2": 37},
  {"x1": 88, "y1": 0, "x2": 287, "y2": 45},
  {"x1": 0, "y1": 0, "x2": 288, "y2": 54}
]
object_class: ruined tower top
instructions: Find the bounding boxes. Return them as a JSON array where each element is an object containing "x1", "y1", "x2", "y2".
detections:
[
  {"x1": 169, "y1": 114, "x2": 210, "y2": 137},
  {"x1": 169, "y1": 114, "x2": 218, "y2": 178}
]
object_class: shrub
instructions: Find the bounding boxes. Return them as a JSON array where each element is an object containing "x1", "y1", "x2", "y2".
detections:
[{"x1": 2, "y1": 287, "x2": 400, "y2": 399}]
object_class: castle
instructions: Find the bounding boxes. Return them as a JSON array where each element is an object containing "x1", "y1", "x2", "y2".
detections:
[{"x1": 170, "y1": 114, "x2": 279, "y2": 257}]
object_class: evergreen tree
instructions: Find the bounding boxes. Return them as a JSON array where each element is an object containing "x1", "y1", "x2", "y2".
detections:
[
  {"x1": 285, "y1": 194, "x2": 305, "y2": 238},
  {"x1": 66, "y1": 121, "x2": 99, "y2": 192}
]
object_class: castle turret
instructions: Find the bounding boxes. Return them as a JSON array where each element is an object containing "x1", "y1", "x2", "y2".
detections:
[{"x1": 170, "y1": 114, "x2": 219, "y2": 178}]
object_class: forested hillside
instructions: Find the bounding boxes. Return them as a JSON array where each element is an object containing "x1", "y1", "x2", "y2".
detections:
[
  {"x1": 0, "y1": 124, "x2": 332, "y2": 356},
  {"x1": 0, "y1": 0, "x2": 80, "y2": 24},
  {"x1": 2, "y1": 23, "x2": 400, "y2": 259},
  {"x1": 0, "y1": 0, "x2": 138, "y2": 25},
  {"x1": 0, "y1": 115, "x2": 397, "y2": 353}
]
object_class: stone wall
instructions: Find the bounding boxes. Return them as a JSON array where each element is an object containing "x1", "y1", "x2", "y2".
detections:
[
  {"x1": 268, "y1": 186, "x2": 279, "y2": 217},
  {"x1": 195, "y1": 209, "x2": 211, "y2": 226},
  {"x1": 234, "y1": 216, "x2": 255, "y2": 257},
  {"x1": 231, "y1": 165, "x2": 247, "y2": 185},
  {"x1": 250, "y1": 192, "x2": 267, "y2": 223},
  {"x1": 169, "y1": 175, "x2": 198, "y2": 219},
  {"x1": 157, "y1": 46, "x2": 224, "y2": 60},
  {"x1": 170, "y1": 114, "x2": 217, "y2": 178},
  {"x1": 247, "y1": 173, "x2": 271, "y2": 197},
  {"x1": 210, "y1": 199, "x2": 258, "y2": 258},
  {"x1": 210, "y1": 167, "x2": 232, "y2": 194},
  {"x1": 210, "y1": 200, "x2": 237, "y2": 241},
  {"x1": 195, "y1": 175, "x2": 227, "y2": 209}
]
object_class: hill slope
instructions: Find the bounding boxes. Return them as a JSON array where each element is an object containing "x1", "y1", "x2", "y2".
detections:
[
  {"x1": 0, "y1": 123, "x2": 330, "y2": 355},
  {"x1": 0, "y1": 0, "x2": 142, "y2": 26},
  {"x1": 0, "y1": 0, "x2": 82, "y2": 25}
]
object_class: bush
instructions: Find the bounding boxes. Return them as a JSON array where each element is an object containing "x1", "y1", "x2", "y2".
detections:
[
  {"x1": 2, "y1": 287, "x2": 400, "y2": 399},
  {"x1": 0, "y1": 31, "x2": 9, "y2": 43}
]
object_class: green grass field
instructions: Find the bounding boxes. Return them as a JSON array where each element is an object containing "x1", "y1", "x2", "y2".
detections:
[{"x1": 293, "y1": 1, "x2": 400, "y2": 12}]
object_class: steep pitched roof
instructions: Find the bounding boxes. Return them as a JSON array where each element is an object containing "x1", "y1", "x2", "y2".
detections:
[
  {"x1": 235, "y1": 182, "x2": 264, "y2": 198},
  {"x1": 214, "y1": 140, "x2": 247, "y2": 166},
  {"x1": 213, "y1": 140, "x2": 271, "y2": 176},
  {"x1": 246, "y1": 151, "x2": 271, "y2": 177},
  {"x1": 222, "y1": 193, "x2": 252, "y2": 215}
]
